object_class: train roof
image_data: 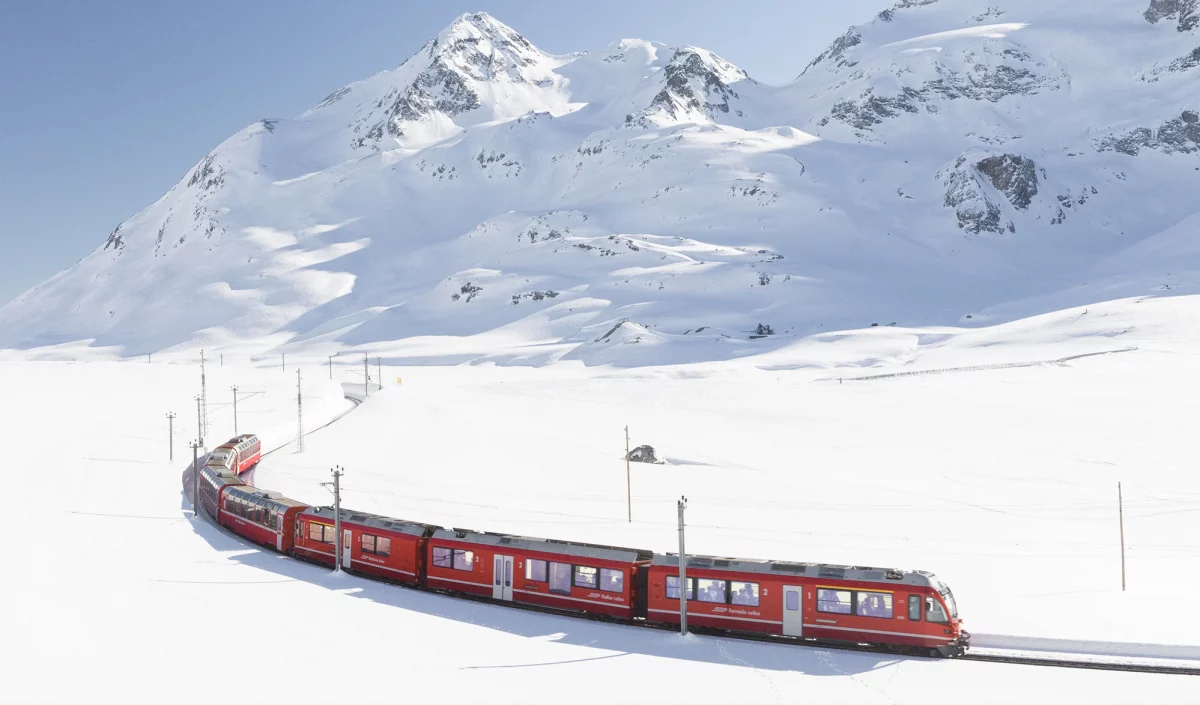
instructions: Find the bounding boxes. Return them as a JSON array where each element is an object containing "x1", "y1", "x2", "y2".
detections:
[
  {"x1": 433, "y1": 528, "x2": 653, "y2": 564},
  {"x1": 226, "y1": 484, "x2": 306, "y2": 510},
  {"x1": 200, "y1": 464, "x2": 242, "y2": 483},
  {"x1": 651, "y1": 554, "x2": 943, "y2": 589},
  {"x1": 300, "y1": 506, "x2": 440, "y2": 538}
]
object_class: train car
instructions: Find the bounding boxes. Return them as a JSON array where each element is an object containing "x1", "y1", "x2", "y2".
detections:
[
  {"x1": 219, "y1": 484, "x2": 307, "y2": 553},
  {"x1": 203, "y1": 447, "x2": 236, "y2": 474},
  {"x1": 425, "y1": 529, "x2": 653, "y2": 620},
  {"x1": 227, "y1": 434, "x2": 261, "y2": 474},
  {"x1": 197, "y1": 463, "x2": 244, "y2": 519},
  {"x1": 293, "y1": 506, "x2": 439, "y2": 586},
  {"x1": 646, "y1": 555, "x2": 967, "y2": 656}
]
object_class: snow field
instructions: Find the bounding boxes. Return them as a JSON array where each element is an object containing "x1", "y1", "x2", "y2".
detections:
[{"x1": 2, "y1": 297, "x2": 1199, "y2": 702}]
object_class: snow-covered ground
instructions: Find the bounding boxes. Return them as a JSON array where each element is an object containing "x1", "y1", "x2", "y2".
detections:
[{"x1": 3, "y1": 294, "x2": 1199, "y2": 704}]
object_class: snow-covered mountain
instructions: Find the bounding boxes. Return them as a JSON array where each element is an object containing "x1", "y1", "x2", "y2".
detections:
[{"x1": 3, "y1": 2, "x2": 1198, "y2": 364}]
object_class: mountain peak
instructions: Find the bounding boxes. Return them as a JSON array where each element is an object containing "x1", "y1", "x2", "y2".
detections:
[{"x1": 430, "y1": 11, "x2": 546, "y2": 69}]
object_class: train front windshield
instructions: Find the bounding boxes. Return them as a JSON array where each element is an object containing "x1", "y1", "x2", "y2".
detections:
[{"x1": 940, "y1": 587, "x2": 958, "y2": 619}]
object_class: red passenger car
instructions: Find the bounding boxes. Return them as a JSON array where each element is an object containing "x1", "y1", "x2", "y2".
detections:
[
  {"x1": 425, "y1": 529, "x2": 652, "y2": 619},
  {"x1": 293, "y1": 506, "x2": 439, "y2": 586},
  {"x1": 197, "y1": 464, "x2": 243, "y2": 519},
  {"x1": 227, "y1": 434, "x2": 261, "y2": 474},
  {"x1": 646, "y1": 555, "x2": 967, "y2": 656},
  {"x1": 219, "y1": 485, "x2": 307, "y2": 553}
]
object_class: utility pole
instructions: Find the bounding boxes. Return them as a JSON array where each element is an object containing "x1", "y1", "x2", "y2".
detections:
[
  {"x1": 625, "y1": 426, "x2": 632, "y2": 523},
  {"x1": 147, "y1": 354, "x2": 151, "y2": 363},
  {"x1": 231, "y1": 385, "x2": 239, "y2": 436},
  {"x1": 190, "y1": 440, "x2": 201, "y2": 516},
  {"x1": 297, "y1": 368, "x2": 304, "y2": 452},
  {"x1": 281, "y1": 353, "x2": 285, "y2": 372},
  {"x1": 332, "y1": 467, "x2": 344, "y2": 572},
  {"x1": 328, "y1": 355, "x2": 333, "y2": 380},
  {"x1": 678, "y1": 495, "x2": 688, "y2": 635},
  {"x1": 377, "y1": 357, "x2": 382, "y2": 391},
  {"x1": 1118, "y1": 482, "x2": 1126, "y2": 592},
  {"x1": 363, "y1": 354, "x2": 370, "y2": 398},
  {"x1": 220, "y1": 353, "x2": 223, "y2": 367},
  {"x1": 195, "y1": 394, "x2": 205, "y2": 451},
  {"x1": 166, "y1": 412, "x2": 176, "y2": 461},
  {"x1": 200, "y1": 350, "x2": 208, "y2": 439}
]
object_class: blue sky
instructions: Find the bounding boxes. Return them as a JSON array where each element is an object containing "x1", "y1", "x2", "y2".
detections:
[{"x1": 0, "y1": 0, "x2": 885, "y2": 306}]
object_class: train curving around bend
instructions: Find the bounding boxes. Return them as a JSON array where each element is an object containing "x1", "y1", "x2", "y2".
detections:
[{"x1": 196, "y1": 434, "x2": 969, "y2": 657}]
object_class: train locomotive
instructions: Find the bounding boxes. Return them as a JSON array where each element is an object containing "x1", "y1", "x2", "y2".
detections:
[{"x1": 196, "y1": 434, "x2": 968, "y2": 657}]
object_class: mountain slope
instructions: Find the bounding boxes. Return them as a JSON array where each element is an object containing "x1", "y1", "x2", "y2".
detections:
[{"x1": 2, "y1": 4, "x2": 1198, "y2": 364}]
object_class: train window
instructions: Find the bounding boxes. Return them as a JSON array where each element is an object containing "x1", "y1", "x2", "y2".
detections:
[
  {"x1": 855, "y1": 591, "x2": 893, "y2": 619},
  {"x1": 697, "y1": 578, "x2": 727, "y2": 604},
  {"x1": 908, "y1": 595, "x2": 921, "y2": 621},
  {"x1": 453, "y1": 550, "x2": 474, "y2": 572},
  {"x1": 309, "y1": 522, "x2": 323, "y2": 542},
  {"x1": 816, "y1": 588, "x2": 852, "y2": 614},
  {"x1": 665, "y1": 576, "x2": 694, "y2": 601},
  {"x1": 526, "y1": 559, "x2": 548, "y2": 582},
  {"x1": 925, "y1": 596, "x2": 949, "y2": 624},
  {"x1": 432, "y1": 547, "x2": 453, "y2": 568},
  {"x1": 548, "y1": 562, "x2": 572, "y2": 595},
  {"x1": 574, "y1": 565, "x2": 598, "y2": 588},
  {"x1": 376, "y1": 537, "x2": 390, "y2": 557},
  {"x1": 730, "y1": 581, "x2": 759, "y2": 607},
  {"x1": 362, "y1": 535, "x2": 376, "y2": 554},
  {"x1": 600, "y1": 568, "x2": 624, "y2": 594},
  {"x1": 785, "y1": 590, "x2": 799, "y2": 611}
]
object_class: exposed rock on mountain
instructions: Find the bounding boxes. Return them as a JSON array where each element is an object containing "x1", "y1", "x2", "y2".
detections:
[
  {"x1": 1097, "y1": 110, "x2": 1200, "y2": 154},
  {"x1": 1144, "y1": 0, "x2": 1198, "y2": 32},
  {"x1": 635, "y1": 48, "x2": 753, "y2": 126},
  {"x1": 976, "y1": 155, "x2": 1039, "y2": 209}
]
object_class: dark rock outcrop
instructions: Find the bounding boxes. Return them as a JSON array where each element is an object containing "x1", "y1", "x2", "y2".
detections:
[
  {"x1": 1144, "y1": 0, "x2": 1199, "y2": 32},
  {"x1": 627, "y1": 445, "x2": 663, "y2": 464},
  {"x1": 976, "y1": 155, "x2": 1039, "y2": 210},
  {"x1": 1096, "y1": 111, "x2": 1200, "y2": 155}
]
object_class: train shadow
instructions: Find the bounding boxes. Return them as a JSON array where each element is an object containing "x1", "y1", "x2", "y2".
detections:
[{"x1": 179, "y1": 485, "x2": 922, "y2": 677}]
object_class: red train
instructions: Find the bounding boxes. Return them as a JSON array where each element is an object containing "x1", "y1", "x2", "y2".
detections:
[
  {"x1": 203, "y1": 433, "x2": 261, "y2": 476},
  {"x1": 196, "y1": 434, "x2": 968, "y2": 657}
]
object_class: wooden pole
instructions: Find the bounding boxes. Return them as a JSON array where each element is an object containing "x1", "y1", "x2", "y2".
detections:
[
  {"x1": 625, "y1": 426, "x2": 631, "y2": 523},
  {"x1": 1119, "y1": 481, "x2": 1126, "y2": 592}
]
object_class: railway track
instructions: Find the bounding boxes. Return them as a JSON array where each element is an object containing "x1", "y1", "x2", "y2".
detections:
[
  {"x1": 961, "y1": 651, "x2": 1200, "y2": 676},
  {"x1": 185, "y1": 391, "x2": 1199, "y2": 678},
  {"x1": 261, "y1": 388, "x2": 363, "y2": 459}
]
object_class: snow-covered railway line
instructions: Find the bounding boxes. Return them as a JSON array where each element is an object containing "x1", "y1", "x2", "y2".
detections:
[
  {"x1": 261, "y1": 388, "x2": 363, "y2": 459},
  {"x1": 821, "y1": 346, "x2": 1138, "y2": 382},
  {"x1": 960, "y1": 651, "x2": 1200, "y2": 676},
  {"x1": 184, "y1": 389, "x2": 1198, "y2": 677}
]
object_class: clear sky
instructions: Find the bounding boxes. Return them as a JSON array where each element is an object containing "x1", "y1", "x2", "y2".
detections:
[{"x1": 0, "y1": 0, "x2": 885, "y2": 306}]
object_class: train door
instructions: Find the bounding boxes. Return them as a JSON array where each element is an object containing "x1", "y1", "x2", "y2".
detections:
[
  {"x1": 782, "y1": 585, "x2": 803, "y2": 637},
  {"x1": 342, "y1": 529, "x2": 352, "y2": 570},
  {"x1": 493, "y1": 555, "x2": 514, "y2": 601}
]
